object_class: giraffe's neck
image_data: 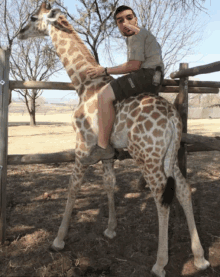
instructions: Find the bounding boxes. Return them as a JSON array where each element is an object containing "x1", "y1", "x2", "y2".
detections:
[{"x1": 49, "y1": 15, "x2": 102, "y2": 99}]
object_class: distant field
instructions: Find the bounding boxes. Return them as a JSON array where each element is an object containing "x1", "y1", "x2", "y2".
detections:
[{"x1": 8, "y1": 102, "x2": 220, "y2": 155}]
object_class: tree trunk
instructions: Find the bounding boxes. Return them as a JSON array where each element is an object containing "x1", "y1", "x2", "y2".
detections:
[{"x1": 29, "y1": 93, "x2": 36, "y2": 126}]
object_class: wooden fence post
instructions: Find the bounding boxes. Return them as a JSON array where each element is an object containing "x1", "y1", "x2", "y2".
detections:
[
  {"x1": 0, "y1": 48, "x2": 10, "y2": 244},
  {"x1": 174, "y1": 63, "x2": 188, "y2": 177}
]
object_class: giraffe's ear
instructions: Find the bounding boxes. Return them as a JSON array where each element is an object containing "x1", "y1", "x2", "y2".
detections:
[{"x1": 46, "y1": 8, "x2": 61, "y2": 22}]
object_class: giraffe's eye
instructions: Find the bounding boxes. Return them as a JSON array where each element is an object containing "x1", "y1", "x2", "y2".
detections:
[{"x1": 31, "y1": 16, "x2": 38, "y2": 22}]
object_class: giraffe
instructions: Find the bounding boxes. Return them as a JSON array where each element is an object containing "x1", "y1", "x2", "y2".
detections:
[{"x1": 18, "y1": 2, "x2": 210, "y2": 277}]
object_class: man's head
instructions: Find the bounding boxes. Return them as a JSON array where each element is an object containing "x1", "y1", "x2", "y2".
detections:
[{"x1": 114, "y1": 5, "x2": 138, "y2": 37}]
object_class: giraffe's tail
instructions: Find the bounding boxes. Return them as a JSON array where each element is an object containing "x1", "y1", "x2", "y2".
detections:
[{"x1": 161, "y1": 115, "x2": 182, "y2": 207}]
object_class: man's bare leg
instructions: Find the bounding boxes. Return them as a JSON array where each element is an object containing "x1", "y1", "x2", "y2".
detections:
[
  {"x1": 98, "y1": 84, "x2": 116, "y2": 149},
  {"x1": 80, "y1": 84, "x2": 116, "y2": 165}
]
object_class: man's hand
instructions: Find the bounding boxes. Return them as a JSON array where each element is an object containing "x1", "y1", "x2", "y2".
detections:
[
  {"x1": 123, "y1": 23, "x2": 140, "y2": 35},
  {"x1": 87, "y1": 66, "x2": 105, "y2": 79}
]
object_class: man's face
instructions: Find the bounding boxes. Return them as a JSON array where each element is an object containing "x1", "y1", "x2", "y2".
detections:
[{"x1": 116, "y1": 9, "x2": 138, "y2": 37}]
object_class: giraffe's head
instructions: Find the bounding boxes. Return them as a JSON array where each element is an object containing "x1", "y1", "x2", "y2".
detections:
[{"x1": 18, "y1": 2, "x2": 61, "y2": 40}]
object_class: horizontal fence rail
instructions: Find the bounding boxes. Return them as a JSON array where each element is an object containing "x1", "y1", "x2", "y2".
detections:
[
  {"x1": 170, "y1": 61, "x2": 220, "y2": 79},
  {"x1": 7, "y1": 134, "x2": 220, "y2": 165},
  {"x1": 9, "y1": 79, "x2": 220, "y2": 91}
]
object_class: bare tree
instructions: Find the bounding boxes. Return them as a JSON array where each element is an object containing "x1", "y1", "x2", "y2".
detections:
[
  {"x1": 10, "y1": 38, "x2": 63, "y2": 126},
  {"x1": 0, "y1": 0, "x2": 64, "y2": 123},
  {"x1": 55, "y1": 0, "x2": 120, "y2": 64}
]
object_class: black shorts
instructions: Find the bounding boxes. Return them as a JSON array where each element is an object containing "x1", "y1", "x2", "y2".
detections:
[{"x1": 110, "y1": 68, "x2": 159, "y2": 102}]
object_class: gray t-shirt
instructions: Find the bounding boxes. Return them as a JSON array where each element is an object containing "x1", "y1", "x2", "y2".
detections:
[{"x1": 126, "y1": 27, "x2": 164, "y2": 73}]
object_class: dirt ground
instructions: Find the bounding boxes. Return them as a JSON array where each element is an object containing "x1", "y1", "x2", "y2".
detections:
[{"x1": 1, "y1": 112, "x2": 220, "y2": 277}]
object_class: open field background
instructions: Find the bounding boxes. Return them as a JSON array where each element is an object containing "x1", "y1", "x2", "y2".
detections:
[{"x1": 1, "y1": 103, "x2": 220, "y2": 276}]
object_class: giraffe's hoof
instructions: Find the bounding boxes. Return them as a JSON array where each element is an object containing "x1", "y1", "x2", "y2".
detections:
[
  {"x1": 194, "y1": 258, "x2": 210, "y2": 270},
  {"x1": 104, "y1": 229, "x2": 116, "y2": 239},
  {"x1": 51, "y1": 238, "x2": 65, "y2": 251},
  {"x1": 151, "y1": 265, "x2": 166, "y2": 277}
]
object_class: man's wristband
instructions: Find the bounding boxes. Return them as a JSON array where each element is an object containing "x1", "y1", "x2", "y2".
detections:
[{"x1": 105, "y1": 67, "x2": 109, "y2": 76}]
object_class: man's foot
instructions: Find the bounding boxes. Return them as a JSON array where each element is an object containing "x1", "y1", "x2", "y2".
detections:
[{"x1": 80, "y1": 144, "x2": 115, "y2": 165}]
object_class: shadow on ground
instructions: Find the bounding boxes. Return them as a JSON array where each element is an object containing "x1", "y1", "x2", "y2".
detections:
[{"x1": 1, "y1": 155, "x2": 220, "y2": 276}]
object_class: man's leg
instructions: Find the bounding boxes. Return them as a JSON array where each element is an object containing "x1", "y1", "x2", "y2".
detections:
[
  {"x1": 98, "y1": 84, "x2": 116, "y2": 149},
  {"x1": 80, "y1": 84, "x2": 116, "y2": 165}
]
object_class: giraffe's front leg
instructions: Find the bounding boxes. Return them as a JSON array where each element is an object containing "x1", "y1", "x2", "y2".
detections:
[
  {"x1": 102, "y1": 159, "x2": 117, "y2": 239},
  {"x1": 52, "y1": 159, "x2": 87, "y2": 251}
]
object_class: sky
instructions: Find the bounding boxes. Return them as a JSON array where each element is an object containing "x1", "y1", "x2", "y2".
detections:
[{"x1": 41, "y1": 0, "x2": 220, "y2": 101}]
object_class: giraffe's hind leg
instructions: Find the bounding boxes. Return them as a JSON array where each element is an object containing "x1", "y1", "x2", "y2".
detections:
[
  {"x1": 52, "y1": 158, "x2": 88, "y2": 251},
  {"x1": 145, "y1": 173, "x2": 172, "y2": 277},
  {"x1": 102, "y1": 159, "x2": 117, "y2": 239},
  {"x1": 174, "y1": 163, "x2": 210, "y2": 270}
]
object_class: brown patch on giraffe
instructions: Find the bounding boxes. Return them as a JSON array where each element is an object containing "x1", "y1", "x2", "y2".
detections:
[
  {"x1": 86, "y1": 116, "x2": 92, "y2": 125},
  {"x1": 143, "y1": 105, "x2": 154, "y2": 114},
  {"x1": 61, "y1": 20, "x2": 69, "y2": 27},
  {"x1": 156, "y1": 140, "x2": 165, "y2": 147},
  {"x1": 63, "y1": 57, "x2": 69, "y2": 67},
  {"x1": 129, "y1": 101, "x2": 139, "y2": 111},
  {"x1": 152, "y1": 167, "x2": 159, "y2": 174},
  {"x1": 137, "y1": 124, "x2": 144, "y2": 133},
  {"x1": 146, "y1": 163, "x2": 154, "y2": 169},
  {"x1": 72, "y1": 54, "x2": 84, "y2": 64},
  {"x1": 144, "y1": 120, "x2": 153, "y2": 131},
  {"x1": 157, "y1": 118, "x2": 167, "y2": 128},
  {"x1": 124, "y1": 105, "x2": 129, "y2": 113},
  {"x1": 68, "y1": 45, "x2": 79, "y2": 55},
  {"x1": 59, "y1": 40, "x2": 67, "y2": 46},
  {"x1": 79, "y1": 70, "x2": 87, "y2": 83},
  {"x1": 140, "y1": 142, "x2": 145, "y2": 148},
  {"x1": 133, "y1": 126, "x2": 140, "y2": 134},
  {"x1": 74, "y1": 105, "x2": 84, "y2": 118},
  {"x1": 131, "y1": 108, "x2": 141, "y2": 117},
  {"x1": 78, "y1": 85, "x2": 85, "y2": 96},
  {"x1": 137, "y1": 115, "x2": 146, "y2": 122},
  {"x1": 153, "y1": 129, "x2": 163, "y2": 137},
  {"x1": 83, "y1": 118, "x2": 91, "y2": 130},
  {"x1": 72, "y1": 76, "x2": 80, "y2": 86},
  {"x1": 143, "y1": 135, "x2": 153, "y2": 145},
  {"x1": 52, "y1": 33, "x2": 58, "y2": 42},
  {"x1": 126, "y1": 118, "x2": 133, "y2": 129},
  {"x1": 76, "y1": 120, "x2": 81, "y2": 128},
  {"x1": 59, "y1": 48, "x2": 66, "y2": 55},
  {"x1": 155, "y1": 147, "x2": 160, "y2": 152},
  {"x1": 80, "y1": 143, "x2": 87, "y2": 151},
  {"x1": 146, "y1": 147, "x2": 153, "y2": 153},
  {"x1": 84, "y1": 85, "x2": 96, "y2": 101},
  {"x1": 68, "y1": 68, "x2": 75, "y2": 77},
  {"x1": 157, "y1": 106, "x2": 167, "y2": 116},
  {"x1": 142, "y1": 97, "x2": 154, "y2": 105},
  {"x1": 75, "y1": 60, "x2": 87, "y2": 71},
  {"x1": 133, "y1": 136, "x2": 141, "y2": 143},
  {"x1": 85, "y1": 80, "x2": 92, "y2": 86},
  {"x1": 87, "y1": 134, "x2": 95, "y2": 142},
  {"x1": 153, "y1": 159, "x2": 160, "y2": 164},
  {"x1": 151, "y1": 112, "x2": 160, "y2": 120},
  {"x1": 87, "y1": 100, "x2": 97, "y2": 113},
  {"x1": 116, "y1": 122, "x2": 125, "y2": 132},
  {"x1": 120, "y1": 113, "x2": 127, "y2": 121}
]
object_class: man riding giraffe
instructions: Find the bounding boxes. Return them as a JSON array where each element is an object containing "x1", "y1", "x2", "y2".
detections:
[{"x1": 81, "y1": 5, "x2": 164, "y2": 165}]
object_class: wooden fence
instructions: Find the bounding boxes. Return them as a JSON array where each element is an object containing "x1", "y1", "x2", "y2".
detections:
[{"x1": 1, "y1": 46, "x2": 220, "y2": 243}]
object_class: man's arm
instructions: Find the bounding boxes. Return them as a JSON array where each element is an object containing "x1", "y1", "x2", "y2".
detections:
[
  {"x1": 87, "y1": 60, "x2": 141, "y2": 79},
  {"x1": 107, "y1": 60, "x2": 141, "y2": 75}
]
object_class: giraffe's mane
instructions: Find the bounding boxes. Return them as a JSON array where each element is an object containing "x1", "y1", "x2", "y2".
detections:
[{"x1": 54, "y1": 15, "x2": 98, "y2": 67}]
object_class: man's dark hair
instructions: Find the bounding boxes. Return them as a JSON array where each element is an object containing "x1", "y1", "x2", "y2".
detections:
[{"x1": 114, "y1": 5, "x2": 136, "y2": 22}]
